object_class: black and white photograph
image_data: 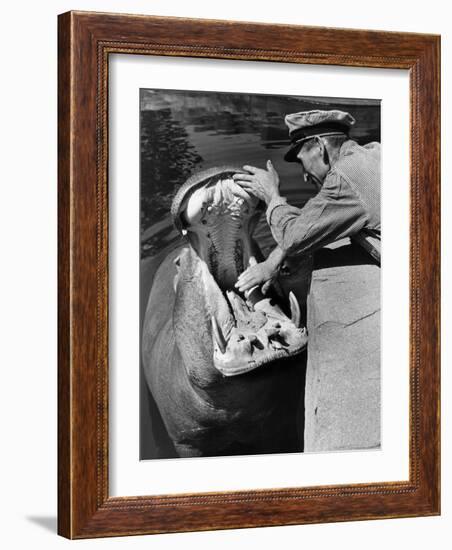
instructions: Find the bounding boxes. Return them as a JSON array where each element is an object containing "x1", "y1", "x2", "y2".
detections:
[
  {"x1": 1, "y1": 0, "x2": 446, "y2": 546},
  {"x1": 140, "y1": 88, "x2": 381, "y2": 460}
]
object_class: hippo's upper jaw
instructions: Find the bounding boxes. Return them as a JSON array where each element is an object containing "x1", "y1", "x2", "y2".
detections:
[{"x1": 172, "y1": 166, "x2": 307, "y2": 377}]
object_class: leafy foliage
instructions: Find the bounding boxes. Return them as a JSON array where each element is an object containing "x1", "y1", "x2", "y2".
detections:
[{"x1": 140, "y1": 108, "x2": 203, "y2": 232}]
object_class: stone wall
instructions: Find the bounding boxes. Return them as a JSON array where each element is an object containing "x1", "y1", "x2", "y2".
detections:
[{"x1": 303, "y1": 238, "x2": 381, "y2": 452}]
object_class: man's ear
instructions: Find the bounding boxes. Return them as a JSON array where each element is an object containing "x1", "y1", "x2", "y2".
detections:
[
  {"x1": 314, "y1": 136, "x2": 324, "y2": 153},
  {"x1": 316, "y1": 137, "x2": 329, "y2": 165}
]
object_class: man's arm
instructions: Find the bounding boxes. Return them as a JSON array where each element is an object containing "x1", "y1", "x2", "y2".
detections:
[
  {"x1": 232, "y1": 161, "x2": 286, "y2": 293},
  {"x1": 233, "y1": 162, "x2": 370, "y2": 289},
  {"x1": 266, "y1": 173, "x2": 369, "y2": 255}
]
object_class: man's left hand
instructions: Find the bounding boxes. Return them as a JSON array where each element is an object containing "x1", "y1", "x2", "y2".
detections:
[
  {"x1": 235, "y1": 256, "x2": 279, "y2": 295},
  {"x1": 233, "y1": 160, "x2": 280, "y2": 205}
]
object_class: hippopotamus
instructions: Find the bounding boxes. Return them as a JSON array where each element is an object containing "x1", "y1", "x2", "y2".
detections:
[{"x1": 142, "y1": 166, "x2": 308, "y2": 458}]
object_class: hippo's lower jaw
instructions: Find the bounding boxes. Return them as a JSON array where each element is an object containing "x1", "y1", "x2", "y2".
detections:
[
  {"x1": 172, "y1": 167, "x2": 308, "y2": 377},
  {"x1": 211, "y1": 287, "x2": 308, "y2": 377},
  {"x1": 174, "y1": 248, "x2": 307, "y2": 377}
]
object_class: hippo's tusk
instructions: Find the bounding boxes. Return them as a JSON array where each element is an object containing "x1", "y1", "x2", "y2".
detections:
[
  {"x1": 289, "y1": 291, "x2": 301, "y2": 328},
  {"x1": 211, "y1": 316, "x2": 227, "y2": 354}
]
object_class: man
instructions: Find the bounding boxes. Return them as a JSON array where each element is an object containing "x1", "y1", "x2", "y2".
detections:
[{"x1": 233, "y1": 109, "x2": 381, "y2": 293}]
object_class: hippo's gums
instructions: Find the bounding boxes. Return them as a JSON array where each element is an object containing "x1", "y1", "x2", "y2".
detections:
[{"x1": 142, "y1": 166, "x2": 308, "y2": 458}]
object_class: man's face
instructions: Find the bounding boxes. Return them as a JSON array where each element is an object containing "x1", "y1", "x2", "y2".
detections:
[{"x1": 296, "y1": 139, "x2": 330, "y2": 190}]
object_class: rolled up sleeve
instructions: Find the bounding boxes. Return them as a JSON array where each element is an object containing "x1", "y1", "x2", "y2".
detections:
[{"x1": 266, "y1": 172, "x2": 369, "y2": 255}]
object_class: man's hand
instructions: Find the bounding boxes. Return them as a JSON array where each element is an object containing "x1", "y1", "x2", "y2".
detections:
[
  {"x1": 235, "y1": 256, "x2": 280, "y2": 295},
  {"x1": 233, "y1": 160, "x2": 280, "y2": 205}
]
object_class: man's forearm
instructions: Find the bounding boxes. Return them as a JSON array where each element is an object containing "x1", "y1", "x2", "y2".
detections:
[
  {"x1": 265, "y1": 245, "x2": 287, "y2": 270},
  {"x1": 265, "y1": 197, "x2": 310, "y2": 254},
  {"x1": 266, "y1": 193, "x2": 370, "y2": 256}
]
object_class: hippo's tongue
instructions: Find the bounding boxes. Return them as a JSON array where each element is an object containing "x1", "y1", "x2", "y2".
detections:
[{"x1": 180, "y1": 177, "x2": 260, "y2": 291}]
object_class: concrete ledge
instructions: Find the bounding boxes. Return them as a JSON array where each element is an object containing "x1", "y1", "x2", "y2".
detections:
[{"x1": 304, "y1": 239, "x2": 380, "y2": 452}]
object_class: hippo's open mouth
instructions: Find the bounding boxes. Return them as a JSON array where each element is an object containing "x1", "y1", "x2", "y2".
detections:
[{"x1": 172, "y1": 166, "x2": 307, "y2": 377}]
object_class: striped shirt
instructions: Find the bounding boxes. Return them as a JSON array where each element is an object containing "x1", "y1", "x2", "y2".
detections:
[{"x1": 266, "y1": 139, "x2": 381, "y2": 257}]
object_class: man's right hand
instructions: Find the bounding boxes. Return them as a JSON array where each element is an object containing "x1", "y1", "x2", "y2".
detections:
[{"x1": 233, "y1": 160, "x2": 280, "y2": 205}]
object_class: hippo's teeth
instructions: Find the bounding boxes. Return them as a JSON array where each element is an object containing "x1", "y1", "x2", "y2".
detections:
[
  {"x1": 248, "y1": 335, "x2": 264, "y2": 350},
  {"x1": 229, "y1": 181, "x2": 252, "y2": 202},
  {"x1": 289, "y1": 291, "x2": 301, "y2": 328},
  {"x1": 236, "y1": 338, "x2": 252, "y2": 355},
  {"x1": 211, "y1": 316, "x2": 227, "y2": 354},
  {"x1": 265, "y1": 327, "x2": 280, "y2": 339},
  {"x1": 270, "y1": 339, "x2": 284, "y2": 350}
]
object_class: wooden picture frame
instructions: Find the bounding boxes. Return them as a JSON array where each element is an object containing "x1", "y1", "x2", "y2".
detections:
[{"x1": 58, "y1": 11, "x2": 440, "y2": 539}]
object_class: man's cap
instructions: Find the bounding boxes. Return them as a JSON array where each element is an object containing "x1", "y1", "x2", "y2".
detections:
[{"x1": 284, "y1": 109, "x2": 356, "y2": 162}]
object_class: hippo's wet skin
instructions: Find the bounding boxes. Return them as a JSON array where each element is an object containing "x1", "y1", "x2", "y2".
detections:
[{"x1": 142, "y1": 167, "x2": 308, "y2": 458}]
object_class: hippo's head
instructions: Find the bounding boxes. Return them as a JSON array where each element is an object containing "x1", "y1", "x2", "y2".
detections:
[{"x1": 171, "y1": 166, "x2": 307, "y2": 378}]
